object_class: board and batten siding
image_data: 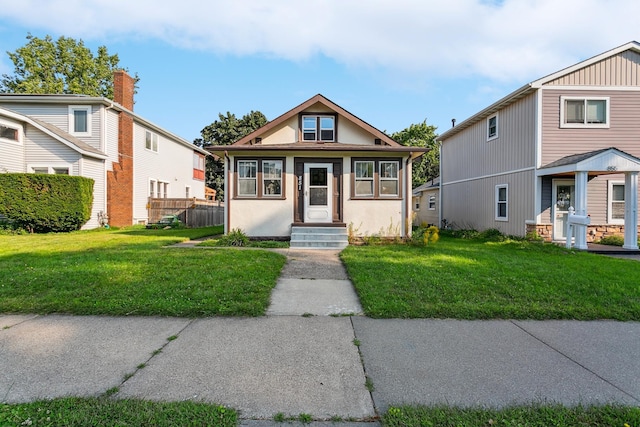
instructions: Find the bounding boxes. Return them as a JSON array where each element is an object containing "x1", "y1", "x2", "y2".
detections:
[
  {"x1": 540, "y1": 89, "x2": 640, "y2": 166},
  {"x1": 441, "y1": 93, "x2": 537, "y2": 184},
  {"x1": 545, "y1": 50, "x2": 640, "y2": 86},
  {"x1": 442, "y1": 169, "x2": 535, "y2": 236}
]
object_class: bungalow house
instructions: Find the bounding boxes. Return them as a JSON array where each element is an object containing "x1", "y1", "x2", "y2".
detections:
[
  {"x1": 438, "y1": 41, "x2": 640, "y2": 250},
  {"x1": 0, "y1": 71, "x2": 209, "y2": 228},
  {"x1": 412, "y1": 177, "x2": 440, "y2": 227},
  {"x1": 208, "y1": 94, "x2": 426, "y2": 249}
]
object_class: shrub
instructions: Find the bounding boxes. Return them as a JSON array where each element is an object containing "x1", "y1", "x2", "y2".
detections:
[
  {"x1": 218, "y1": 228, "x2": 249, "y2": 247},
  {"x1": 597, "y1": 235, "x2": 624, "y2": 246},
  {"x1": 0, "y1": 173, "x2": 94, "y2": 233},
  {"x1": 479, "y1": 228, "x2": 505, "y2": 241},
  {"x1": 411, "y1": 225, "x2": 440, "y2": 246}
]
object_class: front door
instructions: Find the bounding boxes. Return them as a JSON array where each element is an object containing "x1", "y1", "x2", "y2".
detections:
[
  {"x1": 553, "y1": 180, "x2": 575, "y2": 240},
  {"x1": 304, "y1": 163, "x2": 332, "y2": 223}
]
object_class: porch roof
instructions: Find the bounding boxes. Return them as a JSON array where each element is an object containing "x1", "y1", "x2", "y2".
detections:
[{"x1": 537, "y1": 147, "x2": 640, "y2": 176}]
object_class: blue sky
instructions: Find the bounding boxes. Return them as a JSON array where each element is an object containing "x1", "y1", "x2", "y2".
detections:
[{"x1": 1, "y1": 0, "x2": 639, "y2": 143}]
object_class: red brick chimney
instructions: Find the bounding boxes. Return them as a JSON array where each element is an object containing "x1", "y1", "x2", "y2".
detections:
[{"x1": 107, "y1": 70, "x2": 135, "y2": 227}]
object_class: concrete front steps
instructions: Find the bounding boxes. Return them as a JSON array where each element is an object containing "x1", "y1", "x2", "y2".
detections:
[{"x1": 290, "y1": 225, "x2": 349, "y2": 249}]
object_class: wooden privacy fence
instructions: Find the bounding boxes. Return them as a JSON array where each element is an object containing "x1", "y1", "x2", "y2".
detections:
[{"x1": 148, "y1": 198, "x2": 223, "y2": 228}]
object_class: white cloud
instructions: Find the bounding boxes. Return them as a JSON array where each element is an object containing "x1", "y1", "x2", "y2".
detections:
[{"x1": 1, "y1": 0, "x2": 639, "y2": 83}]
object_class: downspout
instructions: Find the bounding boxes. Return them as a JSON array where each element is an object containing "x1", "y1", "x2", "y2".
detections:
[
  {"x1": 405, "y1": 155, "x2": 413, "y2": 238},
  {"x1": 225, "y1": 151, "x2": 230, "y2": 235}
]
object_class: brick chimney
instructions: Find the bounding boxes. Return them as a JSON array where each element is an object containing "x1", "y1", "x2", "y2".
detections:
[
  {"x1": 107, "y1": 70, "x2": 135, "y2": 226},
  {"x1": 113, "y1": 70, "x2": 135, "y2": 111}
]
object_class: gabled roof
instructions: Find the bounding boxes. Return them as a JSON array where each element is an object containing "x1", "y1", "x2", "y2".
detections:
[
  {"x1": 0, "y1": 94, "x2": 209, "y2": 156},
  {"x1": 438, "y1": 41, "x2": 640, "y2": 141},
  {"x1": 233, "y1": 94, "x2": 402, "y2": 148},
  {"x1": 0, "y1": 106, "x2": 108, "y2": 160},
  {"x1": 412, "y1": 177, "x2": 440, "y2": 196},
  {"x1": 537, "y1": 147, "x2": 640, "y2": 176}
]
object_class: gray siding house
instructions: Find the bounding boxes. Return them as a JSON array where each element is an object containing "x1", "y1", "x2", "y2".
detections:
[{"x1": 439, "y1": 41, "x2": 640, "y2": 249}]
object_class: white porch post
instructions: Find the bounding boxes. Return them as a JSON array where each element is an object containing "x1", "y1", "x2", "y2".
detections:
[
  {"x1": 624, "y1": 171, "x2": 639, "y2": 250},
  {"x1": 574, "y1": 171, "x2": 588, "y2": 250}
]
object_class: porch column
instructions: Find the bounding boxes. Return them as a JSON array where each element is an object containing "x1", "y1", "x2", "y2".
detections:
[
  {"x1": 573, "y1": 171, "x2": 588, "y2": 250},
  {"x1": 624, "y1": 171, "x2": 639, "y2": 250}
]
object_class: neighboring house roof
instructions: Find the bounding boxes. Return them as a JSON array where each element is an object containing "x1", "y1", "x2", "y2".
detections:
[
  {"x1": 208, "y1": 94, "x2": 428, "y2": 159},
  {"x1": 538, "y1": 147, "x2": 640, "y2": 175},
  {"x1": 412, "y1": 177, "x2": 440, "y2": 196},
  {"x1": 0, "y1": 94, "x2": 209, "y2": 157},
  {"x1": 438, "y1": 41, "x2": 640, "y2": 141},
  {"x1": 0, "y1": 106, "x2": 108, "y2": 160}
]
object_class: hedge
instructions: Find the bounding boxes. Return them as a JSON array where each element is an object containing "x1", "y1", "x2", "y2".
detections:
[{"x1": 0, "y1": 173, "x2": 94, "y2": 233}]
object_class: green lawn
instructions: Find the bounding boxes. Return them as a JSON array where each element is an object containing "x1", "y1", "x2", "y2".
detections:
[
  {"x1": 0, "y1": 226, "x2": 286, "y2": 317},
  {"x1": 341, "y1": 235, "x2": 640, "y2": 320}
]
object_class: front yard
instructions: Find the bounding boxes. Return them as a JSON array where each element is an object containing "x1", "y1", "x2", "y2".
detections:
[
  {"x1": 341, "y1": 235, "x2": 640, "y2": 320},
  {"x1": 0, "y1": 226, "x2": 286, "y2": 317}
]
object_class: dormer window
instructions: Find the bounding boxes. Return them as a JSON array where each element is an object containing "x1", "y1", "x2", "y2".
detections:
[{"x1": 302, "y1": 115, "x2": 335, "y2": 142}]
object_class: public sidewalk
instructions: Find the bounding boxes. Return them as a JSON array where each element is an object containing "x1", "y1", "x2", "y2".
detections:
[{"x1": 1, "y1": 248, "x2": 639, "y2": 425}]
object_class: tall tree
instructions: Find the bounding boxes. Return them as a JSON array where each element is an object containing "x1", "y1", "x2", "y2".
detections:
[
  {"x1": 194, "y1": 111, "x2": 268, "y2": 199},
  {"x1": 392, "y1": 120, "x2": 439, "y2": 188},
  {"x1": 0, "y1": 33, "x2": 136, "y2": 99}
]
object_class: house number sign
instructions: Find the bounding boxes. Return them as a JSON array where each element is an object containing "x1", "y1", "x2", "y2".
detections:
[
  {"x1": 298, "y1": 176, "x2": 303, "y2": 191},
  {"x1": 606, "y1": 166, "x2": 618, "y2": 171}
]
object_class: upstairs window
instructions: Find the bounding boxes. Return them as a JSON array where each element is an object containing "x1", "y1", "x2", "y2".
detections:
[
  {"x1": 0, "y1": 124, "x2": 19, "y2": 142},
  {"x1": 561, "y1": 97, "x2": 609, "y2": 128},
  {"x1": 302, "y1": 115, "x2": 335, "y2": 142},
  {"x1": 193, "y1": 152, "x2": 205, "y2": 180},
  {"x1": 145, "y1": 130, "x2": 158, "y2": 152},
  {"x1": 69, "y1": 106, "x2": 91, "y2": 136},
  {"x1": 487, "y1": 114, "x2": 498, "y2": 140}
]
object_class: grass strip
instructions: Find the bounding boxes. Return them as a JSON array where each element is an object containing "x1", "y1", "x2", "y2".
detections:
[
  {"x1": 0, "y1": 398, "x2": 236, "y2": 426},
  {"x1": 382, "y1": 404, "x2": 640, "y2": 427}
]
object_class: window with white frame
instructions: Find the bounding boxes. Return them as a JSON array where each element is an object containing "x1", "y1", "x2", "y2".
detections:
[
  {"x1": 262, "y1": 160, "x2": 282, "y2": 196},
  {"x1": 354, "y1": 160, "x2": 374, "y2": 196},
  {"x1": 495, "y1": 184, "x2": 508, "y2": 220},
  {"x1": 428, "y1": 195, "x2": 436, "y2": 210},
  {"x1": 487, "y1": 114, "x2": 498, "y2": 140},
  {"x1": 185, "y1": 186, "x2": 191, "y2": 198},
  {"x1": 302, "y1": 115, "x2": 335, "y2": 142},
  {"x1": 0, "y1": 123, "x2": 19, "y2": 142},
  {"x1": 352, "y1": 159, "x2": 402, "y2": 198},
  {"x1": 145, "y1": 130, "x2": 159, "y2": 152},
  {"x1": 561, "y1": 97, "x2": 609, "y2": 128},
  {"x1": 30, "y1": 166, "x2": 70, "y2": 175},
  {"x1": 69, "y1": 106, "x2": 91, "y2": 136},
  {"x1": 237, "y1": 160, "x2": 258, "y2": 197},
  {"x1": 415, "y1": 201, "x2": 420, "y2": 210},
  {"x1": 158, "y1": 181, "x2": 169, "y2": 198},
  {"x1": 608, "y1": 181, "x2": 625, "y2": 224},
  {"x1": 149, "y1": 179, "x2": 157, "y2": 198},
  {"x1": 379, "y1": 161, "x2": 399, "y2": 196}
]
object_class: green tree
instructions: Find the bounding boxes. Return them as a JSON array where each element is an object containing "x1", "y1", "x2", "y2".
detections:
[
  {"x1": 0, "y1": 33, "x2": 136, "y2": 99},
  {"x1": 194, "y1": 111, "x2": 268, "y2": 199},
  {"x1": 392, "y1": 120, "x2": 439, "y2": 188}
]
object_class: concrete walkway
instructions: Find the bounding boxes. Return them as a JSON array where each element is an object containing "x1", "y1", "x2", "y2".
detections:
[{"x1": 1, "y1": 248, "x2": 640, "y2": 426}]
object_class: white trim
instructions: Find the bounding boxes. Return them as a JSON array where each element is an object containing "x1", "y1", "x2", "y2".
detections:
[
  {"x1": 560, "y1": 96, "x2": 610, "y2": 129},
  {"x1": 149, "y1": 178, "x2": 158, "y2": 198},
  {"x1": 428, "y1": 195, "x2": 436, "y2": 210},
  {"x1": 145, "y1": 130, "x2": 159, "y2": 153},
  {"x1": 27, "y1": 163, "x2": 73, "y2": 175},
  {"x1": 441, "y1": 167, "x2": 535, "y2": 186},
  {"x1": 542, "y1": 85, "x2": 640, "y2": 92},
  {"x1": 495, "y1": 184, "x2": 508, "y2": 221},
  {"x1": 486, "y1": 113, "x2": 498, "y2": 141},
  {"x1": 68, "y1": 105, "x2": 92, "y2": 136},
  {"x1": 607, "y1": 180, "x2": 625, "y2": 225},
  {"x1": 185, "y1": 185, "x2": 191, "y2": 198},
  {"x1": 0, "y1": 117, "x2": 23, "y2": 145}
]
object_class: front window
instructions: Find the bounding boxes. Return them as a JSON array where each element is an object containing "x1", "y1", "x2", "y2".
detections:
[
  {"x1": 496, "y1": 184, "x2": 508, "y2": 220},
  {"x1": 608, "y1": 181, "x2": 625, "y2": 224},
  {"x1": 145, "y1": 131, "x2": 159, "y2": 152},
  {"x1": 487, "y1": 114, "x2": 498, "y2": 140},
  {"x1": 379, "y1": 161, "x2": 399, "y2": 196},
  {"x1": 354, "y1": 161, "x2": 374, "y2": 196},
  {"x1": 69, "y1": 106, "x2": 91, "y2": 136},
  {"x1": 302, "y1": 115, "x2": 335, "y2": 142},
  {"x1": 238, "y1": 160, "x2": 258, "y2": 196},
  {"x1": 561, "y1": 97, "x2": 609, "y2": 127},
  {"x1": 262, "y1": 160, "x2": 282, "y2": 196}
]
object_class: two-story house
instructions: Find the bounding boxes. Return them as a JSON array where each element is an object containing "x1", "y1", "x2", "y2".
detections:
[
  {"x1": 438, "y1": 41, "x2": 640, "y2": 250},
  {"x1": 208, "y1": 94, "x2": 427, "y2": 249},
  {"x1": 0, "y1": 71, "x2": 209, "y2": 228}
]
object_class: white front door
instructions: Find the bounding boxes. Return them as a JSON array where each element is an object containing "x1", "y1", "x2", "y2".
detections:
[
  {"x1": 304, "y1": 163, "x2": 332, "y2": 223},
  {"x1": 552, "y1": 180, "x2": 575, "y2": 240}
]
